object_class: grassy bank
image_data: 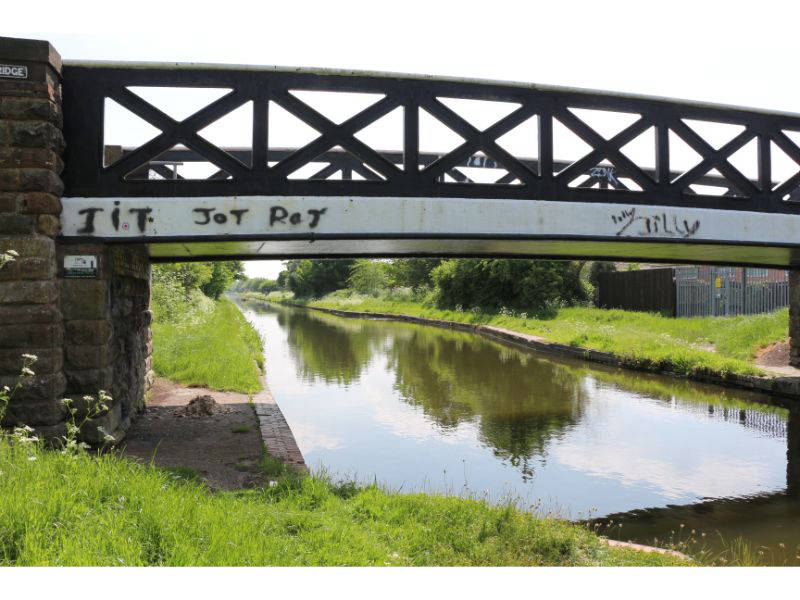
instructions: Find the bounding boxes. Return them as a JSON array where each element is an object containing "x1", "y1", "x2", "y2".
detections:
[
  {"x1": 152, "y1": 297, "x2": 264, "y2": 394},
  {"x1": 248, "y1": 291, "x2": 788, "y2": 377},
  {"x1": 0, "y1": 438, "x2": 687, "y2": 566}
]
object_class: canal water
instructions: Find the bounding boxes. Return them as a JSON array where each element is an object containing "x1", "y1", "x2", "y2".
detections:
[{"x1": 238, "y1": 300, "x2": 800, "y2": 562}]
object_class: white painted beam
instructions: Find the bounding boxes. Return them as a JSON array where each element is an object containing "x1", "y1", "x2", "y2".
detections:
[{"x1": 61, "y1": 196, "x2": 799, "y2": 248}]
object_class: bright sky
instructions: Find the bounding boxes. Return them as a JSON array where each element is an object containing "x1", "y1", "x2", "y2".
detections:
[{"x1": 7, "y1": 0, "x2": 797, "y2": 280}]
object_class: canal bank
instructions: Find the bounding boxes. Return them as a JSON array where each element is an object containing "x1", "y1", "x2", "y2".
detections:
[
  {"x1": 236, "y1": 299, "x2": 800, "y2": 564},
  {"x1": 0, "y1": 295, "x2": 687, "y2": 565},
  {"x1": 253, "y1": 297, "x2": 800, "y2": 402}
]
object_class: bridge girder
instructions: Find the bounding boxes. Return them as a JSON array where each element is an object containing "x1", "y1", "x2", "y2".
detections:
[{"x1": 59, "y1": 61, "x2": 800, "y2": 265}]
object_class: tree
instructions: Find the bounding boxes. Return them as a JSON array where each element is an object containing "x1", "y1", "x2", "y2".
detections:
[
  {"x1": 388, "y1": 258, "x2": 442, "y2": 290},
  {"x1": 286, "y1": 259, "x2": 355, "y2": 298},
  {"x1": 431, "y1": 259, "x2": 586, "y2": 314},
  {"x1": 200, "y1": 261, "x2": 245, "y2": 300},
  {"x1": 349, "y1": 259, "x2": 391, "y2": 296},
  {"x1": 152, "y1": 262, "x2": 213, "y2": 294}
]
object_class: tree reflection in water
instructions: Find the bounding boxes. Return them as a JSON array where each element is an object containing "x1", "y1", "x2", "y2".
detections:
[{"x1": 260, "y1": 303, "x2": 588, "y2": 480}]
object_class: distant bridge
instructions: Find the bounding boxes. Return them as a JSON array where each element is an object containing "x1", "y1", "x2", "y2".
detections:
[{"x1": 59, "y1": 61, "x2": 800, "y2": 266}]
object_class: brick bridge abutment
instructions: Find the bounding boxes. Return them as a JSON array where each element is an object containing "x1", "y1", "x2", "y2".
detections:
[{"x1": 1, "y1": 37, "x2": 152, "y2": 442}]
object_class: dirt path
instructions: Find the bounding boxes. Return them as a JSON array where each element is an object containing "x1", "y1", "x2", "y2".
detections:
[
  {"x1": 120, "y1": 378, "x2": 265, "y2": 490},
  {"x1": 755, "y1": 340, "x2": 800, "y2": 377}
]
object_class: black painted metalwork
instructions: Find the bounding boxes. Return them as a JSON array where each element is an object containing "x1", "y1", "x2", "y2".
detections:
[{"x1": 62, "y1": 62, "x2": 800, "y2": 213}]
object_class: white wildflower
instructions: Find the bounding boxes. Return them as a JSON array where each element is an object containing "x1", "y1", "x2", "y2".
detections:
[
  {"x1": 21, "y1": 353, "x2": 38, "y2": 361},
  {"x1": 20, "y1": 367, "x2": 35, "y2": 376}
]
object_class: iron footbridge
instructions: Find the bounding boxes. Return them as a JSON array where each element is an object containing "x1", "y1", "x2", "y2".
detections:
[{"x1": 59, "y1": 62, "x2": 800, "y2": 265}]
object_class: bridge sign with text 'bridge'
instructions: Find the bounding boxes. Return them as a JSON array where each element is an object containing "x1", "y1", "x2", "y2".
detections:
[{"x1": 0, "y1": 64, "x2": 28, "y2": 79}]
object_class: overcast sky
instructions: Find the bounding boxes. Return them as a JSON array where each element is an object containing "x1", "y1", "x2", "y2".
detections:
[{"x1": 7, "y1": 0, "x2": 797, "y2": 279}]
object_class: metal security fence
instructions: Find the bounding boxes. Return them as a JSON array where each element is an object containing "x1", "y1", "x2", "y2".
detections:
[
  {"x1": 675, "y1": 266, "x2": 789, "y2": 317},
  {"x1": 597, "y1": 265, "x2": 789, "y2": 317},
  {"x1": 672, "y1": 400, "x2": 788, "y2": 439}
]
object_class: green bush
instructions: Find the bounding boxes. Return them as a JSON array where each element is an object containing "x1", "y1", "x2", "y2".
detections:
[
  {"x1": 431, "y1": 259, "x2": 586, "y2": 314},
  {"x1": 285, "y1": 259, "x2": 355, "y2": 298}
]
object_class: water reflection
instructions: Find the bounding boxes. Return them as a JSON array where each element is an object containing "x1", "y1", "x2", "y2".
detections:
[
  {"x1": 278, "y1": 309, "x2": 374, "y2": 386},
  {"x1": 239, "y1": 300, "x2": 799, "y2": 559},
  {"x1": 385, "y1": 325, "x2": 587, "y2": 480}
]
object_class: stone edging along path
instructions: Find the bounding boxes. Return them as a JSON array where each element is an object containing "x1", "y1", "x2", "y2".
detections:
[
  {"x1": 277, "y1": 301, "x2": 800, "y2": 400},
  {"x1": 251, "y1": 382, "x2": 307, "y2": 472}
]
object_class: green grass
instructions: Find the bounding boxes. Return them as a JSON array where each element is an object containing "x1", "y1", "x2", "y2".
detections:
[
  {"x1": 152, "y1": 298, "x2": 264, "y2": 394},
  {"x1": 258, "y1": 292, "x2": 788, "y2": 378},
  {"x1": 0, "y1": 438, "x2": 687, "y2": 566},
  {"x1": 162, "y1": 465, "x2": 204, "y2": 484}
]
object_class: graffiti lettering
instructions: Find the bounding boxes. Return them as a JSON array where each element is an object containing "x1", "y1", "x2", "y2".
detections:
[
  {"x1": 193, "y1": 208, "x2": 215, "y2": 225},
  {"x1": 129, "y1": 208, "x2": 153, "y2": 233},
  {"x1": 230, "y1": 209, "x2": 248, "y2": 225},
  {"x1": 590, "y1": 166, "x2": 619, "y2": 186},
  {"x1": 307, "y1": 208, "x2": 327, "y2": 228},
  {"x1": 270, "y1": 205, "x2": 328, "y2": 229},
  {"x1": 612, "y1": 207, "x2": 700, "y2": 238},
  {"x1": 193, "y1": 208, "x2": 250, "y2": 226},
  {"x1": 77, "y1": 207, "x2": 104, "y2": 234},
  {"x1": 111, "y1": 201, "x2": 120, "y2": 231},
  {"x1": 270, "y1": 206, "x2": 289, "y2": 226},
  {"x1": 72, "y1": 203, "x2": 328, "y2": 235}
]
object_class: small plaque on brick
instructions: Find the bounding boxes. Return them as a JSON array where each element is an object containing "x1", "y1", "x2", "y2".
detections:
[
  {"x1": 0, "y1": 64, "x2": 28, "y2": 79},
  {"x1": 64, "y1": 255, "x2": 98, "y2": 278}
]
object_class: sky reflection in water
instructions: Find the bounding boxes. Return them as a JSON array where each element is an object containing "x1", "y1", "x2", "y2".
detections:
[{"x1": 240, "y1": 301, "x2": 791, "y2": 525}]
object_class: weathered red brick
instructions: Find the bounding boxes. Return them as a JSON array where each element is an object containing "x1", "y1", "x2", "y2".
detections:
[
  {"x1": 0, "y1": 192, "x2": 15, "y2": 213},
  {"x1": 0, "y1": 347, "x2": 62, "y2": 376},
  {"x1": 0, "y1": 213, "x2": 35, "y2": 233},
  {"x1": 19, "y1": 192, "x2": 61, "y2": 215},
  {"x1": 0, "y1": 97, "x2": 62, "y2": 125},
  {"x1": 36, "y1": 214, "x2": 60, "y2": 236},
  {"x1": 0, "y1": 323, "x2": 62, "y2": 349},
  {"x1": 0, "y1": 304, "x2": 60, "y2": 325},
  {"x1": 0, "y1": 121, "x2": 64, "y2": 151},
  {"x1": 65, "y1": 344, "x2": 111, "y2": 369},
  {"x1": 0, "y1": 168, "x2": 63, "y2": 194},
  {"x1": 0, "y1": 146, "x2": 63, "y2": 171},
  {"x1": 18, "y1": 168, "x2": 64, "y2": 194},
  {"x1": 0, "y1": 280, "x2": 58, "y2": 304},
  {"x1": 61, "y1": 279, "x2": 109, "y2": 320},
  {"x1": 63, "y1": 366, "x2": 113, "y2": 393},
  {"x1": 64, "y1": 320, "x2": 112, "y2": 345}
]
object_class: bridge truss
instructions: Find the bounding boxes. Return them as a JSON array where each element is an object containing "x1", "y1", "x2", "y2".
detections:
[{"x1": 60, "y1": 62, "x2": 800, "y2": 265}]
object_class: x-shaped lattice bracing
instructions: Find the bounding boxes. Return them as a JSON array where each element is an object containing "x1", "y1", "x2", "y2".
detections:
[
  {"x1": 419, "y1": 97, "x2": 539, "y2": 186},
  {"x1": 669, "y1": 119, "x2": 758, "y2": 197},
  {"x1": 68, "y1": 62, "x2": 800, "y2": 212},
  {"x1": 268, "y1": 90, "x2": 404, "y2": 181},
  {"x1": 554, "y1": 108, "x2": 655, "y2": 192},
  {"x1": 770, "y1": 128, "x2": 800, "y2": 199},
  {"x1": 105, "y1": 87, "x2": 252, "y2": 180}
]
